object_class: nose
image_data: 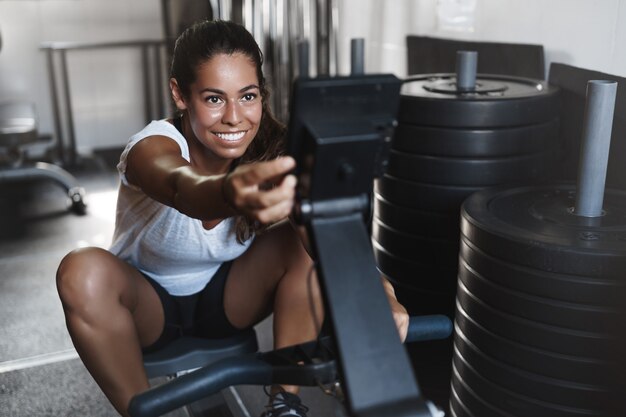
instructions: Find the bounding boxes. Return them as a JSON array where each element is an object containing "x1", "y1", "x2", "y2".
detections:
[{"x1": 222, "y1": 99, "x2": 242, "y2": 126}]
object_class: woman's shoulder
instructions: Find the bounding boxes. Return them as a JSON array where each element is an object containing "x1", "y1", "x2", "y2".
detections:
[
  {"x1": 132, "y1": 119, "x2": 180, "y2": 141},
  {"x1": 127, "y1": 119, "x2": 190, "y2": 159}
]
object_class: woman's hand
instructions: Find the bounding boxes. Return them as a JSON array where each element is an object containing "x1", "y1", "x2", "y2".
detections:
[
  {"x1": 382, "y1": 278, "x2": 409, "y2": 342},
  {"x1": 223, "y1": 156, "x2": 297, "y2": 224}
]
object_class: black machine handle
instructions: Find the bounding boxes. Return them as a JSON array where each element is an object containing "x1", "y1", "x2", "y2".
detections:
[
  {"x1": 406, "y1": 314, "x2": 453, "y2": 343},
  {"x1": 128, "y1": 314, "x2": 453, "y2": 417}
]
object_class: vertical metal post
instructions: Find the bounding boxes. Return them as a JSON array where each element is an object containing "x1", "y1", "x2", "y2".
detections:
[
  {"x1": 59, "y1": 50, "x2": 77, "y2": 166},
  {"x1": 141, "y1": 45, "x2": 152, "y2": 124},
  {"x1": 329, "y1": 0, "x2": 339, "y2": 75},
  {"x1": 297, "y1": 40, "x2": 310, "y2": 78},
  {"x1": 154, "y1": 44, "x2": 166, "y2": 118},
  {"x1": 316, "y1": 0, "x2": 329, "y2": 75},
  {"x1": 574, "y1": 80, "x2": 618, "y2": 217},
  {"x1": 350, "y1": 38, "x2": 365, "y2": 75},
  {"x1": 456, "y1": 50, "x2": 478, "y2": 92},
  {"x1": 45, "y1": 48, "x2": 66, "y2": 166}
]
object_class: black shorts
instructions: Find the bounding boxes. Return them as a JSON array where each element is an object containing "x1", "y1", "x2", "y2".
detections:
[{"x1": 141, "y1": 261, "x2": 246, "y2": 353}]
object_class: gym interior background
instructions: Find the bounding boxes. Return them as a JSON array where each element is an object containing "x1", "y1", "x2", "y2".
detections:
[{"x1": 1, "y1": 0, "x2": 625, "y2": 416}]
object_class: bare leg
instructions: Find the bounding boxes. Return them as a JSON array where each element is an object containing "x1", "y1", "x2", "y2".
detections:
[
  {"x1": 223, "y1": 221, "x2": 323, "y2": 394},
  {"x1": 56, "y1": 247, "x2": 165, "y2": 416}
]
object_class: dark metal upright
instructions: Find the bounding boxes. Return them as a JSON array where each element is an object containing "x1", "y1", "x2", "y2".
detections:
[
  {"x1": 309, "y1": 214, "x2": 431, "y2": 417},
  {"x1": 288, "y1": 74, "x2": 432, "y2": 417}
]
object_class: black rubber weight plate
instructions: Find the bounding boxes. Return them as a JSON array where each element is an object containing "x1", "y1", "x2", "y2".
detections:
[
  {"x1": 373, "y1": 241, "x2": 458, "y2": 293},
  {"x1": 392, "y1": 119, "x2": 559, "y2": 157},
  {"x1": 451, "y1": 351, "x2": 612, "y2": 417},
  {"x1": 453, "y1": 335, "x2": 613, "y2": 409},
  {"x1": 453, "y1": 305, "x2": 616, "y2": 386},
  {"x1": 373, "y1": 193, "x2": 460, "y2": 238},
  {"x1": 459, "y1": 239, "x2": 624, "y2": 306},
  {"x1": 456, "y1": 281, "x2": 615, "y2": 358},
  {"x1": 372, "y1": 218, "x2": 459, "y2": 266},
  {"x1": 387, "y1": 149, "x2": 555, "y2": 186},
  {"x1": 457, "y1": 261, "x2": 619, "y2": 334},
  {"x1": 375, "y1": 175, "x2": 482, "y2": 213},
  {"x1": 398, "y1": 73, "x2": 560, "y2": 128},
  {"x1": 460, "y1": 185, "x2": 626, "y2": 276}
]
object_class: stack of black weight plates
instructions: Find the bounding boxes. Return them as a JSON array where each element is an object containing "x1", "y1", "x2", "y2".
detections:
[
  {"x1": 372, "y1": 73, "x2": 560, "y2": 410},
  {"x1": 374, "y1": 73, "x2": 560, "y2": 317},
  {"x1": 452, "y1": 185, "x2": 626, "y2": 417}
]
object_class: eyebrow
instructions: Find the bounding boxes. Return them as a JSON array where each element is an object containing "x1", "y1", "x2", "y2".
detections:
[{"x1": 200, "y1": 84, "x2": 260, "y2": 95}]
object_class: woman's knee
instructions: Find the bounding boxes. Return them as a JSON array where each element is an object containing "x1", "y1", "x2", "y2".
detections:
[{"x1": 56, "y1": 247, "x2": 123, "y2": 312}]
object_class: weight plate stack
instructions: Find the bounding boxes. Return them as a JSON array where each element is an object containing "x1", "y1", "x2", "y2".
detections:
[
  {"x1": 451, "y1": 184, "x2": 626, "y2": 417},
  {"x1": 373, "y1": 73, "x2": 560, "y2": 319}
]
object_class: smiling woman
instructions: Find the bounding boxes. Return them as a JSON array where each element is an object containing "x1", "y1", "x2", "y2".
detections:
[{"x1": 54, "y1": 19, "x2": 409, "y2": 417}]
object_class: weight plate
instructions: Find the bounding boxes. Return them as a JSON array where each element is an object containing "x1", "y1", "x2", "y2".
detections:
[
  {"x1": 373, "y1": 241, "x2": 458, "y2": 293},
  {"x1": 454, "y1": 336, "x2": 613, "y2": 408},
  {"x1": 461, "y1": 184, "x2": 626, "y2": 277},
  {"x1": 372, "y1": 218, "x2": 459, "y2": 266},
  {"x1": 458, "y1": 261, "x2": 620, "y2": 332},
  {"x1": 452, "y1": 353, "x2": 611, "y2": 417},
  {"x1": 375, "y1": 175, "x2": 482, "y2": 213},
  {"x1": 384, "y1": 276, "x2": 456, "y2": 317},
  {"x1": 460, "y1": 239, "x2": 623, "y2": 306},
  {"x1": 387, "y1": 149, "x2": 554, "y2": 186},
  {"x1": 454, "y1": 305, "x2": 615, "y2": 385},
  {"x1": 450, "y1": 377, "x2": 505, "y2": 417},
  {"x1": 392, "y1": 119, "x2": 559, "y2": 157},
  {"x1": 399, "y1": 73, "x2": 560, "y2": 128},
  {"x1": 456, "y1": 281, "x2": 615, "y2": 358},
  {"x1": 373, "y1": 193, "x2": 460, "y2": 238}
]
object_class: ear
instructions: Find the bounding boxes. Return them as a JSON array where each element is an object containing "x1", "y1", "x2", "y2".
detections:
[{"x1": 170, "y1": 78, "x2": 187, "y2": 111}]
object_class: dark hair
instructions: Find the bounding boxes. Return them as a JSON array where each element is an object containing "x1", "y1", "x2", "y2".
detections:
[{"x1": 170, "y1": 20, "x2": 286, "y2": 242}]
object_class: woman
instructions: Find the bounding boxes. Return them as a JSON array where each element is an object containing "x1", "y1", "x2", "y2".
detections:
[{"x1": 56, "y1": 20, "x2": 408, "y2": 417}]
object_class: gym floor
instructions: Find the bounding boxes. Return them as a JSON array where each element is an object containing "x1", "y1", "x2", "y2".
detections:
[{"x1": 0, "y1": 151, "x2": 340, "y2": 417}]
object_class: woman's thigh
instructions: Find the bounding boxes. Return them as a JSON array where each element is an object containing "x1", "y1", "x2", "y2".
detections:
[{"x1": 222, "y1": 221, "x2": 313, "y2": 329}]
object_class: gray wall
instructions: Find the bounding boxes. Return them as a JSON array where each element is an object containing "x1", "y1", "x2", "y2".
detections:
[{"x1": 0, "y1": 0, "x2": 162, "y2": 153}]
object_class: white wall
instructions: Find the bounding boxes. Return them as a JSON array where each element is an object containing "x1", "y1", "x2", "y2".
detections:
[
  {"x1": 336, "y1": 0, "x2": 626, "y2": 80},
  {"x1": 1, "y1": 0, "x2": 625, "y2": 153},
  {"x1": 0, "y1": 0, "x2": 162, "y2": 153}
]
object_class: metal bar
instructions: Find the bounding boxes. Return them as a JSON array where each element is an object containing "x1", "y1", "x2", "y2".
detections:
[
  {"x1": 154, "y1": 45, "x2": 165, "y2": 118},
  {"x1": 45, "y1": 49, "x2": 65, "y2": 165},
  {"x1": 232, "y1": 0, "x2": 245, "y2": 24},
  {"x1": 574, "y1": 80, "x2": 618, "y2": 217},
  {"x1": 141, "y1": 45, "x2": 152, "y2": 124},
  {"x1": 456, "y1": 50, "x2": 477, "y2": 92},
  {"x1": 329, "y1": 0, "x2": 339, "y2": 75},
  {"x1": 40, "y1": 39, "x2": 165, "y2": 52},
  {"x1": 315, "y1": 0, "x2": 329, "y2": 75},
  {"x1": 350, "y1": 38, "x2": 365, "y2": 75},
  {"x1": 297, "y1": 39, "x2": 310, "y2": 78},
  {"x1": 59, "y1": 50, "x2": 77, "y2": 166}
]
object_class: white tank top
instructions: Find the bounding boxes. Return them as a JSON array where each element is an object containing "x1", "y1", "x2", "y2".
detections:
[{"x1": 109, "y1": 120, "x2": 253, "y2": 296}]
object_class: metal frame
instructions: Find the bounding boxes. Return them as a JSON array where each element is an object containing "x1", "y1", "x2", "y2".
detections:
[{"x1": 40, "y1": 40, "x2": 167, "y2": 166}]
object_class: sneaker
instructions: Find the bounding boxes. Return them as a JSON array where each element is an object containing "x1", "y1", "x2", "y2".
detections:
[{"x1": 261, "y1": 388, "x2": 309, "y2": 417}]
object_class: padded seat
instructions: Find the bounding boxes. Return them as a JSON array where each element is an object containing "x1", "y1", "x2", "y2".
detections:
[{"x1": 142, "y1": 328, "x2": 259, "y2": 379}]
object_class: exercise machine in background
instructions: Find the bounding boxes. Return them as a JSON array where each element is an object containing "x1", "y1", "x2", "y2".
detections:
[{"x1": 0, "y1": 29, "x2": 86, "y2": 214}]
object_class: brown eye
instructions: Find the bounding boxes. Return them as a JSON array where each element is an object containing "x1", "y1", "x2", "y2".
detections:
[{"x1": 205, "y1": 96, "x2": 223, "y2": 105}]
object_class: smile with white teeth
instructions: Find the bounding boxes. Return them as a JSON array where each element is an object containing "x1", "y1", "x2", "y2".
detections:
[{"x1": 215, "y1": 131, "x2": 246, "y2": 141}]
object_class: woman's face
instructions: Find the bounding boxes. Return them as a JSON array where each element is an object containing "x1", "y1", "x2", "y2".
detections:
[{"x1": 174, "y1": 52, "x2": 262, "y2": 163}]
